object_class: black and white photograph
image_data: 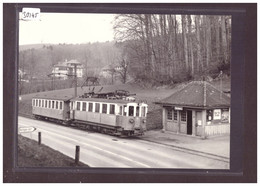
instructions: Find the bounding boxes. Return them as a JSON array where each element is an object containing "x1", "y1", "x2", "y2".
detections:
[
  {"x1": 17, "y1": 10, "x2": 232, "y2": 169},
  {"x1": 3, "y1": 2, "x2": 258, "y2": 183}
]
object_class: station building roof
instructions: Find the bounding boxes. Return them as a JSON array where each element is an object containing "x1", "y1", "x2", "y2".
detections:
[{"x1": 155, "y1": 81, "x2": 230, "y2": 109}]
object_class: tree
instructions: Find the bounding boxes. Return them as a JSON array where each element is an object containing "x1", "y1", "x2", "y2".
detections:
[
  {"x1": 195, "y1": 15, "x2": 202, "y2": 72},
  {"x1": 117, "y1": 59, "x2": 129, "y2": 84},
  {"x1": 106, "y1": 65, "x2": 117, "y2": 85}
]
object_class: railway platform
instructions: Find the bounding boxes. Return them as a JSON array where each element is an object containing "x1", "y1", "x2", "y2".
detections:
[{"x1": 142, "y1": 130, "x2": 230, "y2": 158}]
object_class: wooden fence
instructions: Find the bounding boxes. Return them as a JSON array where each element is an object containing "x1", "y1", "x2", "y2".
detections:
[{"x1": 205, "y1": 124, "x2": 230, "y2": 136}]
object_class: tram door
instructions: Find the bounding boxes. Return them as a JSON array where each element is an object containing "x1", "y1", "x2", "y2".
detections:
[{"x1": 187, "y1": 110, "x2": 192, "y2": 135}]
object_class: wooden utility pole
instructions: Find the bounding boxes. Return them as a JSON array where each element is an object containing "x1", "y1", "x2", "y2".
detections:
[{"x1": 73, "y1": 64, "x2": 78, "y2": 97}]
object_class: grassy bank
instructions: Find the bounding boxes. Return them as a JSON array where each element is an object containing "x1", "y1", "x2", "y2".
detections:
[{"x1": 18, "y1": 135, "x2": 88, "y2": 167}]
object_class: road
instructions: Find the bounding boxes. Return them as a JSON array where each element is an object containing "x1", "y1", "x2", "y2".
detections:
[{"x1": 18, "y1": 116, "x2": 229, "y2": 169}]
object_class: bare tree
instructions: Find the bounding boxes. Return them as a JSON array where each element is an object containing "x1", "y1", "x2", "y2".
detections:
[{"x1": 117, "y1": 59, "x2": 129, "y2": 84}]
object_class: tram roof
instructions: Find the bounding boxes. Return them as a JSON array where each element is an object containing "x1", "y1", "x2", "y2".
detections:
[
  {"x1": 71, "y1": 97, "x2": 146, "y2": 105},
  {"x1": 32, "y1": 94, "x2": 74, "y2": 101}
]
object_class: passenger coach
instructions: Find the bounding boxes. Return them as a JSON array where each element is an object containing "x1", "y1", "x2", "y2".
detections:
[
  {"x1": 31, "y1": 93, "x2": 148, "y2": 136},
  {"x1": 32, "y1": 95, "x2": 72, "y2": 123}
]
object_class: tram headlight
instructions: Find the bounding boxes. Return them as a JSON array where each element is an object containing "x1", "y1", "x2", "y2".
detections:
[{"x1": 129, "y1": 118, "x2": 135, "y2": 124}]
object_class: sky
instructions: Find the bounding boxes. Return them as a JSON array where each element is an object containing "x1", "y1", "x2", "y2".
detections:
[{"x1": 19, "y1": 13, "x2": 115, "y2": 45}]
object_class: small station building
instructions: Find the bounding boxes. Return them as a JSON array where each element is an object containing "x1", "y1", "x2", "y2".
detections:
[{"x1": 155, "y1": 81, "x2": 230, "y2": 138}]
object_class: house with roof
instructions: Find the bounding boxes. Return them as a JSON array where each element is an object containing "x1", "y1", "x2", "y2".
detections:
[
  {"x1": 52, "y1": 60, "x2": 84, "y2": 80},
  {"x1": 155, "y1": 81, "x2": 230, "y2": 138}
]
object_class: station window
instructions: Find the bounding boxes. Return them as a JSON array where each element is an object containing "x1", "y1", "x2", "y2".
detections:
[
  {"x1": 136, "y1": 106, "x2": 140, "y2": 117},
  {"x1": 129, "y1": 106, "x2": 134, "y2": 116},
  {"x1": 82, "y1": 102, "x2": 86, "y2": 111},
  {"x1": 52, "y1": 101, "x2": 55, "y2": 109},
  {"x1": 102, "y1": 104, "x2": 107, "y2": 114},
  {"x1": 60, "y1": 102, "x2": 63, "y2": 110},
  {"x1": 76, "y1": 102, "x2": 81, "y2": 111},
  {"x1": 207, "y1": 110, "x2": 213, "y2": 121},
  {"x1": 167, "y1": 108, "x2": 173, "y2": 120},
  {"x1": 180, "y1": 111, "x2": 187, "y2": 122},
  {"x1": 173, "y1": 110, "x2": 178, "y2": 121},
  {"x1": 110, "y1": 104, "x2": 115, "y2": 115},
  {"x1": 88, "y1": 103, "x2": 93, "y2": 112},
  {"x1": 95, "y1": 103, "x2": 100, "y2": 113}
]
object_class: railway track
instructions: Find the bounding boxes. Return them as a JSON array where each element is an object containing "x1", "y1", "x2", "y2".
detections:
[{"x1": 18, "y1": 113, "x2": 229, "y2": 164}]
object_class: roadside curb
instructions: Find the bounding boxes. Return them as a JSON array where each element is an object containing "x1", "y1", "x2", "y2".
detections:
[{"x1": 141, "y1": 138, "x2": 229, "y2": 161}]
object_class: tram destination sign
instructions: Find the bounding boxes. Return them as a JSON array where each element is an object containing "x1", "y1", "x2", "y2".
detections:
[{"x1": 19, "y1": 126, "x2": 36, "y2": 133}]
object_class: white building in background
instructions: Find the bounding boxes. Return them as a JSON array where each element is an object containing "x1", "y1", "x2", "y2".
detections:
[{"x1": 52, "y1": 60, "x2": 84, "y2": 80}]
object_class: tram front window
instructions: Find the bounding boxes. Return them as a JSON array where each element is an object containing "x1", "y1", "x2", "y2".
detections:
[{"x1": 129, "y1": 106, "x2": 134, "y2": 116}]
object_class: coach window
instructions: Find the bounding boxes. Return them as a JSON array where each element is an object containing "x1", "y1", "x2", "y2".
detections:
[
  {"x1": 45, "y1": 100, "x2": 48, "y2": 108},
  {"x1": 71, "y1": 102, "x2": 74, "y2": 110},
  {"x1": 60, "y1": 102, "x2": 63, "y2": 110},
  {"x1": 141, "y1": 107, "x2": 145, "y2": 117},
  {"x1": 136, "y1": 106, "x2": 140, "y2": 117},
  {"x1": 76, "y1": 102, "x2": 81, "y2": 111},
  {"x1": 102, "y1": 104, "x2": 107, "y2": 114},
  {"x1": 48, "y1": 100, "x2": 51, "y2": 108},
  {"x1": 88, "y1": 102, "x2": 93, "y2": 112},
  {"x1": 82, "y1": 102, "x2": 86, "y2": 111},
  {"x1": 55, "y1": 101, "x2": 58, "y2": 109},
  {"x1": 119, "y1": 106, "x2": 123, "y2": 115},
  {"x1": 122, "y1": 105, "x2": 127, "y2": 116},
  {"x1": 51, "y1": 101, "x2": 54, "y2": 109},
  {"x1": 110, "y1": 104, "x2": 115, "y2": 115},
  {"x1": 129, "y1": 106, "x2": 134, "y2": 116},
  {"x1": 95, "y1": 103, "x2": 100, "y2": 113},
  {"x1": 32, "y1": 99, "x2": 35, "y2": 107}
]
